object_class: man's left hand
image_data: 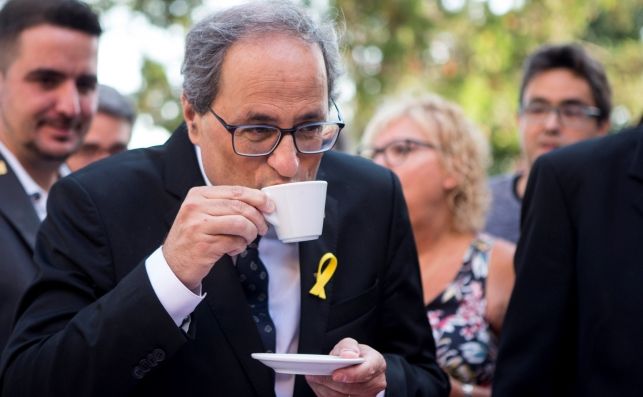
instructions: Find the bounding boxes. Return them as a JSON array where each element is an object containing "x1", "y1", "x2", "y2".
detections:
[{"x1": 305, "y1": 338, "x2": 387, "y2": 397}]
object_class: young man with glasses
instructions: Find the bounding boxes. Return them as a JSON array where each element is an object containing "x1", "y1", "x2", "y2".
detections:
[
  {"x1": 493, "y1": 78, "x2": 643, "y2": 397},
  {"x1": 484, "y1": 43, "x2": 611, "y2": 243},
  {"x1": 1, "y1": 2, "x2": 449, "y2": 396}
]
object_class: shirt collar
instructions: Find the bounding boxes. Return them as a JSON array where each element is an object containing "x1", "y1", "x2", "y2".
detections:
[
  {"x1": 0, "y1": 140, "x2": 72, "y2": 194},
  {"x1": 194, "y1": 144, "x2": 213, "y2": 186},
  {"x1": 0, "y1": 139, "x2": 45, "y2": 199}
]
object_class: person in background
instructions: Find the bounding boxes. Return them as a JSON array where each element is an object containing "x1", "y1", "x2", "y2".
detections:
[
  {"x1": 0, "y1": 2, "x2": 449, "y2": 396},
  {"x1": 67, "y1": 84, "x2": 135, "y2": 171},
  {"x1": 359, "y1": 94, "x2": 515, "y2": 397},
  {"x1": 492, "y1": 122, "x2": 643, "y2": 396},
  {"x1": 484, "y1": 43, "x2": 612, "y2": 243},
  {"x1": 0, "y1": 0, "x2": 100, "y2": 351}
]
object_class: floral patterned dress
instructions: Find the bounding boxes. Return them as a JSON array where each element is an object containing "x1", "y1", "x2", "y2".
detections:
[{"x1": 426, "y1": 234, "x2": 496, "y2": 386}]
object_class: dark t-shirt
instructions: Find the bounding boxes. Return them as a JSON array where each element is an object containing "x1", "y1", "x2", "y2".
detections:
[{"x1": 484, "y1": 173, "x2": 521, "y2": 243}]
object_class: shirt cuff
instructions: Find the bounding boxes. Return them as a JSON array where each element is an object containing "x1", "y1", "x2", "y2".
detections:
[{"x1": 145, "y1": 246, "x2": 205, "y2": 327}]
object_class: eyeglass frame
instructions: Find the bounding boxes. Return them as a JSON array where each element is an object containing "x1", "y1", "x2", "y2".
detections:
[
  {"x1": 520, "y1": 101, "x2": 602, "y2": 127},
  {"x1": 357, "y1": 138, "x2": 436, "y2": 166},
  {"x1": 208, "y1": 100, "x2": 345, "y2": 157}
]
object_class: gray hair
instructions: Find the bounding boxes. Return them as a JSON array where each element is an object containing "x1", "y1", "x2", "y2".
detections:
[
  {"x1": 97, "y1": 84, "x2": 136, "y2": 125},
  {"x1": 181, "y1": 0, "x2": 343, "y2": 114}
]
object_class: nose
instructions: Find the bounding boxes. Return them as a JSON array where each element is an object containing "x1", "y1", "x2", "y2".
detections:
[
  {"x1": 267, "y1": 134, "x2": 299, "y2": 178},
  {"x1": 372, "y1": 154, "x2": 390, "y2": 168},
  {"x1": 55, "y1": 81, "x2": 82, "y2": 117},
  {"x1": 543, "y1": 109, "x2": 561, "y2": 134}
]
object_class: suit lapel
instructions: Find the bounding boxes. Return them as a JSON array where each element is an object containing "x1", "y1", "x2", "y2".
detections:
[
  {"x1": 293, "y1": 194, "x2": 338, "y2": 396},
  {"x1": 627, "y1": 127, "x2": 643, "y2": 217},
  {"x1": 0, "y1": 155, "x2": 40, "y2": 251},
  {"x1": 159, "y1": 125, "x2": 274, "y2": 393},
  {"x1": 158, "y1": 129, "x2": 343, "y2": 395},
  {"x1": 161, "y1": 124, "x2": 206, "y2": 228},
  {"x1": 203, "y1": 256, "x2": 274, "y2": 395}
]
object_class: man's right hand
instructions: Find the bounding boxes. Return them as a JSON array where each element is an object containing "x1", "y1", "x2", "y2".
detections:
[{"x1": 162, "y1": 185, "x2": 274, "y2": 290}]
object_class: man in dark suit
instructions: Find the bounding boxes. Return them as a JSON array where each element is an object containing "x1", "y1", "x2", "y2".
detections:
[
  {"x1": 1, "y1": 1, "x2": 449, "y2": 396},
  {"x1": 0, "y1": 0, "x2": 101, "y2": 350},
  {"x1": 493, "y1": 124, "x2": 643, "y2": 396}
]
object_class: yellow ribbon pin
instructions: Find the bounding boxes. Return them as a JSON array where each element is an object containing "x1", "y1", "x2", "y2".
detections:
[
  {"x1": 0, "y1": 160, "x2": 7, "y2": 176},
  {"x1": 309, "y1": 253, "x2": 337, "y2": 300}
]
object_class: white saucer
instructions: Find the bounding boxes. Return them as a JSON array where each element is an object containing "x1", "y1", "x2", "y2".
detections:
[{"x1": 251, "y1": 353, "x2": 365, "y2": 375}]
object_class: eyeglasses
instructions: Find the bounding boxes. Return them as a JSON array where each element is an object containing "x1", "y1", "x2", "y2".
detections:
[
  {"x1": 357, "y1": 139, "x2": 435, "y2": 167},
  {"x1": 520, "y1": 102, "x2": 601, "y2": 128},
  {"x1": 208, "y1": 101, "x2": 344, "y2": 157}
]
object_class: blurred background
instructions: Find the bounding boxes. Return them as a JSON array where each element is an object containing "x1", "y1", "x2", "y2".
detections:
[{"x1": 5, "y1": 0, "x2": 642, "y2": 173}]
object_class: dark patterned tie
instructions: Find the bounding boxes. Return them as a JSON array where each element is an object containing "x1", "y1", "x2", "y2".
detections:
[{"x1": 236, "y1": 237, "x2": 276, "y2": 353}]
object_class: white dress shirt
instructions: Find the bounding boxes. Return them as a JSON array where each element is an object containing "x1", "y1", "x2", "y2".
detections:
[
  {"x1": 145, "y1": 145, "x2": 301, "y2": 397},
  {"x1": 0, "y1": 140, "x2": 69, "y2": 221}
]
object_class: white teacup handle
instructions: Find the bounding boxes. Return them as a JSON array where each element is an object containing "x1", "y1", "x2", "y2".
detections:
[{"x1": 263, "y1": 211, "x2": 279, "y2": 226}]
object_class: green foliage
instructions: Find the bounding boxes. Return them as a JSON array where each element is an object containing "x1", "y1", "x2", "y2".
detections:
[
  {"x1": 334, "y1": 0, "x2": 643, "y2": 174},
  {"x1": 88, "y1": 0, "x2": 643, "y2": 174}
]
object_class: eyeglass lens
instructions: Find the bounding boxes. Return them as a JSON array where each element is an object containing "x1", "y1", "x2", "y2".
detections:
[
  {"x1": 363, "y1": 139, "x2": 432, "y2": 166},
  {"x1": 522, "y1": 103, "x2": 599, "y2": 127},
  {"x1": 233, "y1": 123, "x2": 341, "y2": 156}
]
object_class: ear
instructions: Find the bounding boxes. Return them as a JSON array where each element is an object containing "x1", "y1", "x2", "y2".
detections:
[
  {"x1": 596, "y1": 119, "x2": 611, "y2": 137},
  {"x1": 442, "y1": 175, "x2": 458, "y2": 191},
  {"x1": 181, "y1": 94, "x2": 200, "y2": 145}
]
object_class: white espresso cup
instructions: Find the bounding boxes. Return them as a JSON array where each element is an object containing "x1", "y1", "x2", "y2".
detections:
[{"x1": 261, "y1": 180, "x2": 327, "y2": 243}]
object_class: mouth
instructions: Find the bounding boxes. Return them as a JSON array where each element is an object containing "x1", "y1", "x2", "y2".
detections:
[
  {"x1": 38, "y1": 119, "x2": 83, "y2": 141},
  {"x1": 538, "y1": 143, "x2": 559, "y2": 152}
]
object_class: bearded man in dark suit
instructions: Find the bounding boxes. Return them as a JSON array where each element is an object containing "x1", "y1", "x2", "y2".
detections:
[
  {"x1": 494, "y1": 123, "x2": 643, "y2": 396},
  {"x1": 0, "y1": 1, "x2": 449, "y2": 396}
]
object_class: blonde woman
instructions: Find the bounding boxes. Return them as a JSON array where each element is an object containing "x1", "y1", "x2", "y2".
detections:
[{"x1": 359, "y1": 94, "x2": 515, "y2": 397}]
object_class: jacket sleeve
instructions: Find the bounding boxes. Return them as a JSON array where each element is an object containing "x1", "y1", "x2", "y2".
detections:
[
  {"x1": 0, "y1": 176, "x2": 188, "y2": 396},
  {"x1": 492, "y1": 156, "x2": 578, "y2": 397},
  {"x1": 379, "y1": 173, "x2": 450, "y2": 397}
]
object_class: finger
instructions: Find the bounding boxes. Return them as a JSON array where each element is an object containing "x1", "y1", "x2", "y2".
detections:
[
  {"x1": 201, "y1": 197, "x2": 270, "y2": 236},
  {"x1": 307, "y1": 374, "x2": 377, "y2": 396},
  {"x1": 196, "y1": 185, "x2": 275, "y2": 213},
  {"x1": 186, "y1": 186, "x2": 271, "y2": 235},
  {"x1": 200, "y1": 214, "x2": 261, "y2": 249},
  {"x1": 329, "y1": 337, "x2": 360, "y2": 358},
  {"x1": 331, "y1": 344, "x2": 386, "y2": 385},
  {"x1": 305, "y1": 375, "x2": 346, "y2": 397}
]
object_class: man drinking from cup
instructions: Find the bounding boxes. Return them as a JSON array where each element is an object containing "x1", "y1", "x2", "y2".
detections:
[{"x1": 0, "y1": 1, "x2": 449, "y2": 397}]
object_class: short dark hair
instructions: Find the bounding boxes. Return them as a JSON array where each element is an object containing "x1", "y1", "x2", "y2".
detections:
[
  {"x1": 0, "y1": 0, "x2": 102, "y2": 71},
  {"x1": 519, "y1": 43, "x2": 612, "y2": 123},
  {"x1": 97, "y1": 85, "x2": 136, "y2": 125}
]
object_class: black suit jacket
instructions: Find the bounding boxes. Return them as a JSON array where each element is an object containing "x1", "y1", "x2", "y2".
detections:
[
  {"x1": 493, "y1": 125, "x2": 643, "y2": 396},
  {"x1": 1, "y1": 125, "x2": 449, "y2": 396},
  {"x1": 0, "y1": 154, "x2": 40, "y2": 351}
]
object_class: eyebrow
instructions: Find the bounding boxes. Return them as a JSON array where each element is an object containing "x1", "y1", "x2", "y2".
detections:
[
  {"x1": 25, "y1": 68, "x2": 65, "y2": 81},
  {"x1": 240, "y1": 109, "x2": 326, "y2": 126},
  {"x1": 25, "y1": 68, "x2": 97, "y2": 84}
]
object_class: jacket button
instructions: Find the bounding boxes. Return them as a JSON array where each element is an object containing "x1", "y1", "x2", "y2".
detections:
[
  {"x1": 139, "y1": 359, "x2": 152, "y2": 371},
  {"x1": 132, "y1": 366, "x2": 145, "y2": 379},
  {"x1": 152, "y1": 348, "x2": 166, "y2": 362}
]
